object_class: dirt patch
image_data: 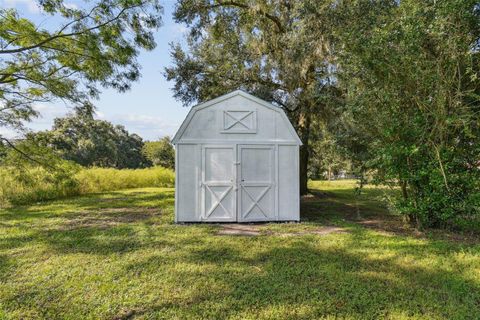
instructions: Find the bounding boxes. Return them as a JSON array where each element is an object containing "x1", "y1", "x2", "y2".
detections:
[
  {"x1": 217, "y1": 224, "x2": 262, "y2": 236},
  {"x1": 356, "y1": 218, "x2": 410, "y2": 235},
  {"x1": 112, "y1": 308, "x2": 142, "y2": 320},
  {"x1": 301, "y1": 191, "x2": 329, "y2": 202},
  {"x1": 272, "y1": 226, "x2": 348, "y2": 237},
  {"x1": 216, "y1": 224, "x2": 348, "y2": 237},
  {"x1": 57, "y1": 207, "x2": 162, "y2": 230}
]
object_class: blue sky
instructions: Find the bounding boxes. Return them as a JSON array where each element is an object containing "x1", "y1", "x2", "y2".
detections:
[{"x1": 0, "y1": 0, "x2": 190, "y2": 140}]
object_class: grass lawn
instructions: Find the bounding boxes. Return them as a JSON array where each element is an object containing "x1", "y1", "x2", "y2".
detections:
[{"x1": 0, "y1": 181, "x2": 479, "y2": 319}]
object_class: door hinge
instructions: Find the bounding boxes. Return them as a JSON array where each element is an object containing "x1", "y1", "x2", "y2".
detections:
[{"x1": 234, "y1": 162, "x2": 241, "y2": 165}]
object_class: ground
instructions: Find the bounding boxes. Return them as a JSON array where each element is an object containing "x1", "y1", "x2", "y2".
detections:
[{"x1": 0, "y1": 181, "x2": 479, "y2": 319}]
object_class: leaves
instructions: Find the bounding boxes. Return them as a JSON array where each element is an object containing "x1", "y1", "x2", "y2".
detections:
[
  {"x1": 167, "y1": 0, "x2": 340, "y2": 194},
  {"x1": 142, "y1": 137, "x2": 174, "y2": 169},
  {"x1": 168, "y1": 0, "x2": 480, "y2": 226},
  {"x1": 0, "y1": 0, "x2": 162, "y2": 133},
  {"x1": 33, "y1": 109, "x2": 150, "y2": 169},
  {"x1": 334, "y1": 0, "x2": 480, "y2": 228}
]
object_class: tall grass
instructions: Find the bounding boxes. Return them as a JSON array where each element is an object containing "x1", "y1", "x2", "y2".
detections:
[
  {"x1": 75, "y1": 167, "x2": 175, "y2": 194},
  {"x1": 0, "y1": 166, "x2": 174, "y2": 206},
  {"x1": 0, "y1": 166, "x2": 79, "y2": 206}
]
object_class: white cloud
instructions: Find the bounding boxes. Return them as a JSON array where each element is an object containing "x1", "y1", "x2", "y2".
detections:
[
  {"x1": 171, "y1": 24, "x2": 188, "y2": 35},
  {"x1": 102, "y1": 113, "x2": 179, "y2": 140},
  {"x1": 0, "y1": 127, "x2": 21, "y2": 139},
  {"x1": 3, "y1": 0, "x2": 41, "y2": 13},
  {"x1": 94, "y1": 110, "x2": 105, "y2": 119},
  {"x1": 32, "y1": 103, "x2": 67, "y2": 119},
  {"x1": 63, "y1": 2, "x2": 78, "y2": 10},
  {"x1": 26, "y1": 103, "x2": 68, "y2": 131}
]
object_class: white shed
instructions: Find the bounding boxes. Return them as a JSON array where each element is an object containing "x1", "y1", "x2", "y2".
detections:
[{"x1": 172, "y1": 90, "x2": 302, "y2": 223}]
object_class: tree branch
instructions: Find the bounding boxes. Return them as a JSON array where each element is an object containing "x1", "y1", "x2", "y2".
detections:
[
  {"x1": 0, "y1": 137, "x2": 57, "y2": 170},
  {"x1": 0, "y1": 3, "x2": 143, "y2": 55},
  {"x1": 210, "y1": 1, "x2": 285, "y2": 33}
]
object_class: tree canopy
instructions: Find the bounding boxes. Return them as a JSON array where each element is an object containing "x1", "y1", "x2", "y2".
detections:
[
  {"x1": 167, "y1": 0, "x2": 480, "y2": 229},
  {"x1": 142, "y1": 137, "x2": 174, "y2": 169},
  {"x1": 33, "y1": 110, "x2": 150, "y2": 169},
  {"x1": 166, "y1": 0, "x2": 339, "y2": 195},
  {"x1": 0, "y1": 0, "x2": 162, "y2": 135}
]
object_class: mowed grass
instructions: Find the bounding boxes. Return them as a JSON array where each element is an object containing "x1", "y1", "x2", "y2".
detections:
[{"x1": 0, "y1": 181, "x2": 479, "y2": 319}]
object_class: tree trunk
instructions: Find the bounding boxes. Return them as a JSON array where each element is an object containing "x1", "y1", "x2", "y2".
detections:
[
  {"x1": 299, "y1": 143, "x2": 309, "y2": 195},
  {"x1": 298, "y1": 111, "x2": 312, "y2": 196},
  {"x1": 400, "y1": 180, "x2": 408, "y2": 201}
]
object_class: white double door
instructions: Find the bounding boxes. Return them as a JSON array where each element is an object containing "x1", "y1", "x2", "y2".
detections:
[{"x1": 201, "y1": 144, "x2": 275, "y2": 222}]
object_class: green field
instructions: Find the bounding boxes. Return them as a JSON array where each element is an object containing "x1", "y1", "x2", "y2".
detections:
[{"x1": 1, "y1": 181, "x2": 479, "y2": 319}]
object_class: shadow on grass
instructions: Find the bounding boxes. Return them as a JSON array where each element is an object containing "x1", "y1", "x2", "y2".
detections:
[
  {"x1": 0, "y1": 190, "x2": 175, "y2": 255},
  {"x1": 1, "y1": 186, "x2": 479, "y2": 318},
  {"x1": 38, "y1": 225, "x2": 144, "y2": 255},
  {"x1": 0, "y1": 225, "x2": 144, "y2": 255},
  {"x1": 0, "y1": 253, "x2": 15, "y2": 282},
  {"x1": 120, "y1": 235, "x2": 480, "y2": 319},
  {"x1": 304, "y1": 186, "x2": 480, "y2": 244},
  {"x1": 301, "y1": 187, "x2": 392, "y2": 223},
  {"x1": 0, "y1": 189, "x2": 175, "y2": 222}
]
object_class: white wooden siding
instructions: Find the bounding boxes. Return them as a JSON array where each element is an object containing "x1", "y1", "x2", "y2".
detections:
[{"x1": 173, "y1": 90, "x2": 301, "y2": 222}]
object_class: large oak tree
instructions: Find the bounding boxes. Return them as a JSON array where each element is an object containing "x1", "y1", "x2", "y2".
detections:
[{"x1": 166, "y1": 0, "x2": 336, "y2": 195}]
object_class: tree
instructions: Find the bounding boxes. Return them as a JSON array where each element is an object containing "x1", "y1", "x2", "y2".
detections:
[
  {"x1": 34, "y1": 110, "x2": 150, "y2": 168},
  {"x1": 308, "y1": 121, "x2": 351, "y2": 181},
  {"x1": 142, "y1": 136, "x2": 174, "y2": 169},
  {"x1": 166, "y1": 0, "x2": 337, "y2": 195},
  {"x1": 333, "y1": 0, "x2": 480, "y2": 228},
  {"x1": 0, "y1": 139, "x2": 6, "y2": 160},
  {"x1": 0, "y1": 0, "x2": 162, "y2": 137}
]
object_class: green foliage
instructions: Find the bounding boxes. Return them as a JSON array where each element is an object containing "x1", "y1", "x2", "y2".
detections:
[
  {"x1": 167, "y1": 0, "x2": 337, "y2": 194},
  {"x1": 0, "y1": 182, "x2": 478, "y2": 318},
  {"x1": 142, "y1": 136, "x2": 174, "y2": 169},
  {"x1": 332, "y1": 0, "x2": 480, "y2": 229},
  {"x1": 0, "y1": 164, "x2": 78, "y2": 206},
  {"x1": 0, "y1": 139, "x2": 174, "y2": 206},
  {"x1": 308, "y1": 121, "x2": 352, "y2": 180},
  {"x1": 0, "y1": 140, "x2": 81, "y2": 205},
  {"x1": 0, "y1": 0, "x2": 162, "y2": 132},
  {"x1": 0, "y1": 165, "x2": 174, "y2": 206},
  {"x1": 34, "y1": 109, "x2": 150, "y2": 169}
]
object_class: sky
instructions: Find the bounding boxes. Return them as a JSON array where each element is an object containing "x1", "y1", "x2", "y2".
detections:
[{"x1": 0, "y1": 0, "x2": 190, "y2": 140}]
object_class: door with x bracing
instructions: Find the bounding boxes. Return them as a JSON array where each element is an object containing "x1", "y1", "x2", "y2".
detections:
[
  {"x1": 237, "y1": 145, "x2": 275, "y2": 222},
  {"x1": 201, "y1": 145, "x2": 236, "y2": 222},
  {"x1": 201, "y1": 144, "x2": 275, "y2": 222}
]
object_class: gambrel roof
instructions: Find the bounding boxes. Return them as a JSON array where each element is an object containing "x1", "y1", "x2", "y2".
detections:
[{"x1": 172, "y1": 90, "x2": 302, "y2": 145}]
